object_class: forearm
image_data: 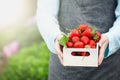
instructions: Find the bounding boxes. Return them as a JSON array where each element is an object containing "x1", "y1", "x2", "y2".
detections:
[
  {"x1": 104, "y1": 0, "x2": 120, "y2": 57},
  {"x1": 36, "y1": 0, "x2": 62, "y2": 53},
  {"x1": 105, "y1": 16, "x2": 120, "y2": 57}
]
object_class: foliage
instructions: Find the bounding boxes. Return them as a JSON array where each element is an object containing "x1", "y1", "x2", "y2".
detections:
[{"x1": 0, "y1": 42, "x2": 50, "y2": 80}]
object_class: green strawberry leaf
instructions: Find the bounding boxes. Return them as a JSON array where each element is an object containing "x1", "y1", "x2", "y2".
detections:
[
  {"x1": 59, "y1": 34, "x2": 69, "y2": 47},
  {"x1": 92, "y1": 26, "x2": 97, "y2": 35}
]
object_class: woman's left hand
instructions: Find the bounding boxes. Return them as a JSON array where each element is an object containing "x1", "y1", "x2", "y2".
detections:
[{"x1": 98, "y1": 34, "x2": 109, "y2": 65}]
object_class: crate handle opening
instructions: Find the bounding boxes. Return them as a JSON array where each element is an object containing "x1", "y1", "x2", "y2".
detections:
[{"x1": 71, "y1": 52, "x2": 90, "y2": 56}]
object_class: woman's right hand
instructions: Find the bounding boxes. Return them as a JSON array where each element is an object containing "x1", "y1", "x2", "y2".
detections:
[{"x1": 54, "y1": 35, "x2": 64, "y2": 65}]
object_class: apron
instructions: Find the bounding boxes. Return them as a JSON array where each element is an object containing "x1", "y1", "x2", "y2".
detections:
[{"x1": 48, "y1": 0, "x2": 120, "y2": 80}]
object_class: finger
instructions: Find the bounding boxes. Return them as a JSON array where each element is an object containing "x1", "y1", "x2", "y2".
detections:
[
  {"x1": 55, "y1": 35, "x2": 63, "y2": 57},
  {"x1": 54, "y1": 38, "x2": 63, "y2": 65},
  {"x1": 99, "y1": 36, "x2": 106, "y2": 47},
  {"x1": 99, "y1": 34, "x2": 109, "y2": 47},
  {"x1": 98, "y1": 42, "x2": 108, "y2": 65},
  {"x1": 55, "y1": 39, "x2": 63, "y2": 58},
  {"x1": 57, "y1": 53, "x2": 63, "y2": 65}
]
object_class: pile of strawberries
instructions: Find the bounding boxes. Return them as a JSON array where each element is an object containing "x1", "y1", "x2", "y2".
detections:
[{"x1": 65, "y1": 24, "x2": 101, "y2": 56}]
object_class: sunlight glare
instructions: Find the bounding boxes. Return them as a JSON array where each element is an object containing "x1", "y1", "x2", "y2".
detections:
[{"x1": 0, "y1": 0, "x2": 24, "y2": 26}]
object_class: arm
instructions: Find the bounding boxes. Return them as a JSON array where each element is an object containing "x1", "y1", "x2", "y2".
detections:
[
  {"x1": 98, "y1": 0, "x2": 120, "y2": 65},
  {"x1": 105, "y1": 0, "x2": 120, "y2": 57},
  {"x1": 36, "y1": 0, "x2": 61, "y2": 53}
]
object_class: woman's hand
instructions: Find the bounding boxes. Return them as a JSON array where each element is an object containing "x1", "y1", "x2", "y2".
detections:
[
  {"x1": 55, "y1": 34, "x2": 109, "y2": 66},
  {"x1": 54, "y1": 35, "x2": 64, "y2": 65},
  {"x1": 98, "y1": 34, "x2": 109, "y2": 65}
]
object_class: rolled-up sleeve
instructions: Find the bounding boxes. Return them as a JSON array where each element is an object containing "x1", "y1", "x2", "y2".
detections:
[
  {"x1": 104, "y1": 0, "x2": 120, "y2": 57},
  {"x1": 36, "y1": 0, "x2": 61, "y2": 53}
]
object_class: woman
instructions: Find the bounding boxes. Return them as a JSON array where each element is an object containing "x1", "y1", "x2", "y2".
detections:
[{"x1": 36, "y1": 0, "x2": 120, "y2": 80}]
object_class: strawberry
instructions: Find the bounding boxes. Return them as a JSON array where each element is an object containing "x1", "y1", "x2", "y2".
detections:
[
  {"x1": 86, "y1": 52, "x2": 90, "y2": 56},
  {"x1": 71, "y1": 52, "x2": 76, "y2": 56},
  {"x1": 68, "y1": 29, "x2": 80, "y2": 40},
  {"x1": 93, "y1": 31, "x2": 101, "y2": 42},
  {"x1": 84, "y1": 40, "x2": 96, "y2": 48},
  {"x1": 80, "y1": 36, "x2": 90, "y2": 44},
  {"x1": 72, "y1": 36, "x2": 80, "y2": 43},
  {"x1": 84, "y1": 45, "x2": 91, "y2": 48},
  {"x1": 66, "y1": 42, "x2": 73, "y2": 48},
  {"x1": 85, "y1": 52, "x2": 90, "y2": 56},
  {"x1": 77, "y1": 52, "x2": 82, "y2": 56},
  {"x1": 81, "y1": 28, "x2": 92, "y2": 38},
  {"x1": 82, "y1": 28, "x2": 96, "y2": 38},
  {"x1": 73, "y1": 41, "x2": 84, "y2": 48},
  {"x1": 89, "y1": 40, "x2": 96, "y2": 48},
  {"x1": 81, "y1": 52, "x2": 90, "y2": 56},
  {"x1": 77, "y1": 24, "x2": 90, "y2": 32},
  {"x1": 81, "y1": 52, "x2": 86, "y2": 56},
  {"x1": 68, "y1": 33, "x2": 73, "y2": 41}
]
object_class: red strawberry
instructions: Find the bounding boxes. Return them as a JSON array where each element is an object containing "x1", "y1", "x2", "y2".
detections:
[
  {"x1": 84, "y1": 45, "x2": 91, "y2": 48},
  {"x1": 68, "y1": 33, "x2": 73, "y2": 41},
  {"x1": 73, "y1": 41, "x2": 84, "y2": 48},
  {"x1": 77, "y1": 52, "x2": 82, "y2": 56},
  {"x1": 89, "y1": 40, "x2": 96, "y2": 48},
  {"x1": 85, "y1": 52, "x2": 90, "y2": 56},
  {"x1": 71, "y1": 52, "x2": 76, "y2": 56},
  {"x1": 77, "y1": 24, "x2": 90, "y2": 32},
  {"x1": 68, "y1": 29, "x2": 80, "y2": 40},
  {"x1": 93, "y1": 31, "x2": 101, "y2": 42},
  {"x1": 66, "y1": 42, "x2": 73, "y2": 48},
  {"x1": 82, "y1": 28, "x2": 96, "y2": 38},
  {"x1": 81, "y1": 52, "x2": 90, "y2": 56},
  {"x1": 81, "y1": 28, "x2": 92, "y2": 38},
  {"x1": 72, "y1": 36, "x2": 80, "y2": 43},
  {"x1": 81, "y1": 52, "x2": 86, "y2": 56},
  {"x1": 80, "y1": 36, "x2": 90, "y2": 44},
  {"x1": 72, "y1": 29, "x2": 81, "y2": 37}
]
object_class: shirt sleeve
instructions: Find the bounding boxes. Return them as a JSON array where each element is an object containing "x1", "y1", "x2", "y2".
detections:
[
  {"x1": 36, "y1": 0, "x2": 62, "y2": 53},
  {"x1": 104, "y1": 0, "x2": 120, "y2": 57}
]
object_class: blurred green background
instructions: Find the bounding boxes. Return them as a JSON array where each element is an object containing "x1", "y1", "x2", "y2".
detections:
[{"x1": 0, "y1": 0, "x2": 50, "y2": 80}]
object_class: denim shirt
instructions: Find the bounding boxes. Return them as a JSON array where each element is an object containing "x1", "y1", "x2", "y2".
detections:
[{"x1": 36, "y1": 0, "x2": 120, "y2": 58}]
